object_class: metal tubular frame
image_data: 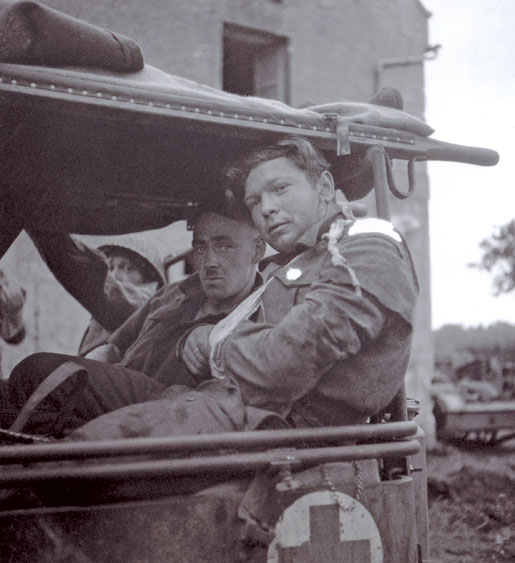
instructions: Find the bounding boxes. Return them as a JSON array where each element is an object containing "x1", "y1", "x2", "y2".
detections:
[
  {"x1": 0, "y1": 439, "x2": 420, "y2": 487},
  {"x1": 367, "y1": 144, "x2": 409, "y2": 426},
  {"x1": 0, "y1": 421, "x2": 418, "y2": 464}
]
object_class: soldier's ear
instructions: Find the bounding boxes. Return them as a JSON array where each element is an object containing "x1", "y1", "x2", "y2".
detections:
[
  {"x1": 253, "y1": 236, "x2": 266, "y2": 263},
  {"x1": 318, "y1": 170, "x2": 335, "y2": 203}
]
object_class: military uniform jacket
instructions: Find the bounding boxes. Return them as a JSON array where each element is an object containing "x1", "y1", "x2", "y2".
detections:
[
  {"x1": 69, "y1": 217, "x2": 420, "y2": 442},
  {"x1": 215, "y1": 216, "x2": 419, "y2": 428},
  {"x1": 110, "y1": 274, "x2": 236, "y2": 387}
]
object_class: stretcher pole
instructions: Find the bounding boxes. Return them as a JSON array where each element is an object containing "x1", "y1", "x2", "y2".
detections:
[{"x1": 367, "y1": 144, "x2": 409, "y2": 425}]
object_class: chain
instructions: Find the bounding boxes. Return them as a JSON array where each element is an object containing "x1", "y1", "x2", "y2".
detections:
[{"x1": 320, "y1": 461, "x2": 362, "y2": 513}]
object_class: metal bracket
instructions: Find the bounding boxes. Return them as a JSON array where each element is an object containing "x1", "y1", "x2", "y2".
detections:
[
  {"x1": 270, "y1": 455, "x2": 302, "y2": 491},
  {"x1": 323, "y1": 113, "x2": 350, "y2": 155}
]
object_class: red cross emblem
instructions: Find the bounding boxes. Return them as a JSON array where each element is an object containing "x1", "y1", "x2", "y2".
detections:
[
  {"x1": 267, "y1": 491, "x2": 383, "y2": 563},
  {"x1": 278, "y1": 504, "x2": 371, "y2": 562}
]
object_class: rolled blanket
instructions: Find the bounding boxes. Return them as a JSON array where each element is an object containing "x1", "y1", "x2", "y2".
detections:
[{"x1": 0, "y1": 0, "x2": 143, "y2": 71}]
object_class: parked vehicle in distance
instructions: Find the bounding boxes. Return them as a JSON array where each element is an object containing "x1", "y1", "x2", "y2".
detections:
[{"x1": 432, "y1": 372, "x2": 515, "y2": 446}]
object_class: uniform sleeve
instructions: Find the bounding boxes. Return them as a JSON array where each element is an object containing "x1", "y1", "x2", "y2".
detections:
[
  {"x1": 27, "y1": 230, "x2": 151, "y2": 331},
  {"x1": 107, "y1": 298, "x2": 152, "y2": 356},
  {"x1": 215, "y1": 265, "x2": 388, "y2": 410},
  {"x1": 215, "y1": 235, "x2": 417, "y2": 414}
]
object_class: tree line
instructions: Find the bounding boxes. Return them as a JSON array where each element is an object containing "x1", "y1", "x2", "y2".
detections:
[{"x1": 434, "y1": 322, "x2": 515, "y2": 367}]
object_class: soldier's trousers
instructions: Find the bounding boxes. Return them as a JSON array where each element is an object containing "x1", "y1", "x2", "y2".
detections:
[
  {"x1": 5, "y1": 352, "x2": 249, "y2": 439},
  {"x1": 6, "y1": 352, "x2": 166, "y2": 435}
]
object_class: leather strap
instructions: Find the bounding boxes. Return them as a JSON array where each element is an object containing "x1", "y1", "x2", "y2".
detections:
[{"x1": 10, "y1": 361, "x2": 88, "y2": 433}]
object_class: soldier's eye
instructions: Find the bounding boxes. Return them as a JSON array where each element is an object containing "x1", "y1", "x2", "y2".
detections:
[
  {"x1": 192, "y1": 244, "x2": 206, "y2": 255},
  {"x1": 216, "y1": 243, "x2": 234, "y2": 253},
  {"x1": 245, "y1": 198, "x2": 259, "y2": 209}
]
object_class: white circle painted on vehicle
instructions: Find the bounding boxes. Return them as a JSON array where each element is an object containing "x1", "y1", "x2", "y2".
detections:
[{"x1": 267, "y1": 490, "x2": 383, "y2": 562}]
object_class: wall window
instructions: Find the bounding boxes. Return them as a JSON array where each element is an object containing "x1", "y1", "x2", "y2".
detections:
[{"x1": 223, "y1": 23, "x2": 289, "y2": 102}]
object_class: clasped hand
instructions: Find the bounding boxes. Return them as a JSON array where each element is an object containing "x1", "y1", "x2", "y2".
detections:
[{"x1": 182, "y1": 324, "x2": 213, "y2": 376}]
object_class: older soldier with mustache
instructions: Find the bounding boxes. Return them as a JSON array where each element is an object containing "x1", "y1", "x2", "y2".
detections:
[{"x1": 2, "y1": 201, "x2": 265, "y2": 435}]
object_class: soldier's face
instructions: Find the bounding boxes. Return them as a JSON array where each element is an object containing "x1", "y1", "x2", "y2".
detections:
[
  {"x1": 244, "y1": 157, "x2": 327, "y2": 253},
  {"x1": 192, "y1": 213, "x2": 262, "y2": 306},
  {"x1": 107, "y1": 254, "x2": 145, "y2": 286}
]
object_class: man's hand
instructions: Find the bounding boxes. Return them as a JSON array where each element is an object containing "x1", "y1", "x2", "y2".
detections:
[{"x1": 182, "y1": 325, "x2": 213, "y2": 376}]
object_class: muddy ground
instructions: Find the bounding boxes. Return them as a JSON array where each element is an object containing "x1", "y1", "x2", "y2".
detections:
[{"x1": 426, "y1": 438, "x2": 515, "y2": 562}]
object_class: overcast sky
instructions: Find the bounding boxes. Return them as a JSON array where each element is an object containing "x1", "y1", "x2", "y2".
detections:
[{"x1": 422, "y1": 0, "x2": 515, "y2": 328}]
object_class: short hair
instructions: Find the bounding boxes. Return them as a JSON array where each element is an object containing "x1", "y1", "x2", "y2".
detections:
[
  {"x1": 225, "y1": 136, "x2": 331, "y2": 200},
  {"x1": 187, "y1": 192, "x2": 255, "y2": 230}
]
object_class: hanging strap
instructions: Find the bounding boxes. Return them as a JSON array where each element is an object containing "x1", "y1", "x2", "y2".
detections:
[{"x1": 10, "y1": 361, "x2": 88, "y2": 434}]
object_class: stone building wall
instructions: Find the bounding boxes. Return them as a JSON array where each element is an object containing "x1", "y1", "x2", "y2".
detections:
[{"x1": 1, "y1": 0, "x2": 435, "y2": 439}]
